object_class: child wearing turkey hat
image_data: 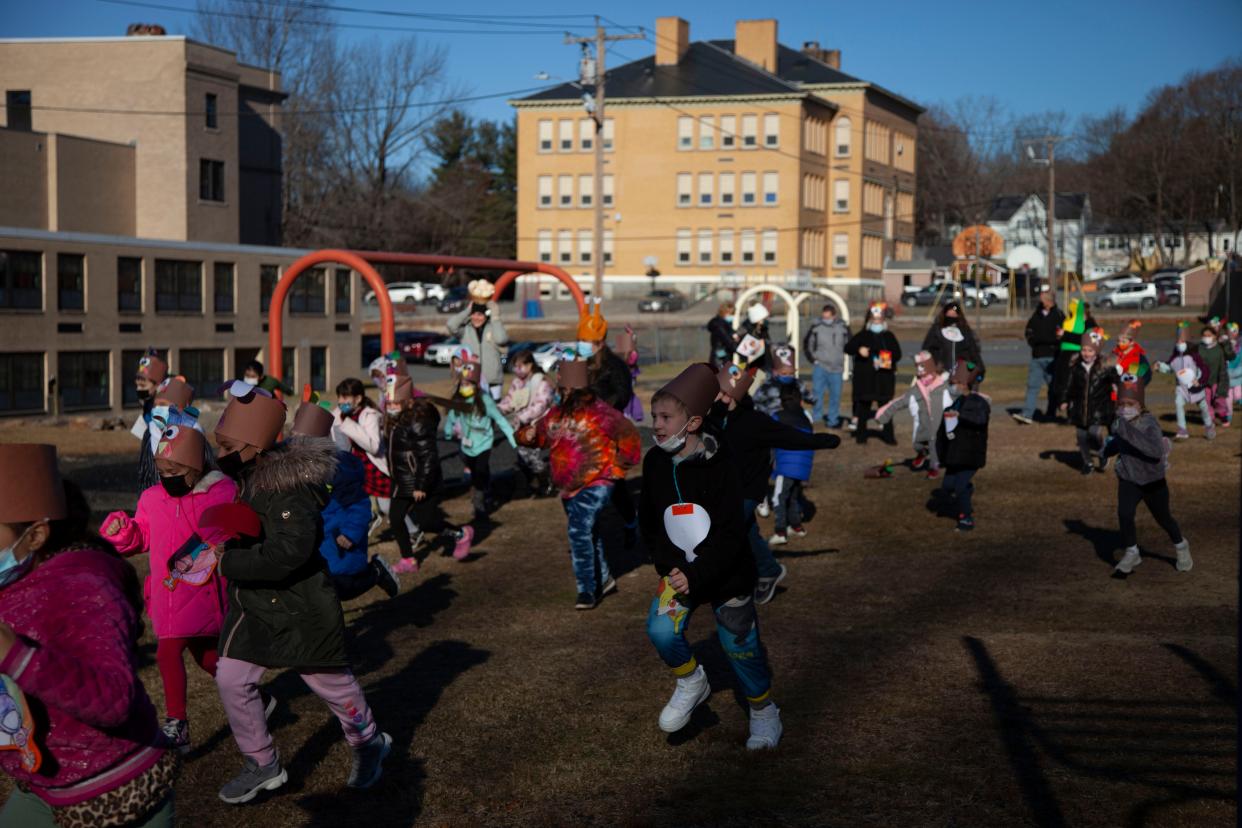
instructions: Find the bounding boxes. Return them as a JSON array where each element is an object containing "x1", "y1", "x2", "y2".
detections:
[
  {"x1": 211, "y1": 387, "x2": 392, "y2": 803},
  {"x1": 640, "y1": 364, "x2": 782, "y2": 750},
  {"x1": 101, "y1": 423, "x2": 236, "y2": 753},
  {"x1": 0, "y1": 444, "x2": 176, "y2": 826},
  {"x1": 443, "y1": 360, "x2": 516, "y2": 522},
  {"x1": 1101, "y1": 375, "x2": 1191, "y2": 574},
  {"x1": 515, "y1": 358, "x2": 641, "y2": 610}
]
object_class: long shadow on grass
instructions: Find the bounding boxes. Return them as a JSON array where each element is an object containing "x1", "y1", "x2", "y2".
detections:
[
  {"x1": 1062, "y1": 519, "x2": 1178, "y2": 571},
  {"x1": 1039, "y1": 449, "x2": 1087, "y2": 472}
]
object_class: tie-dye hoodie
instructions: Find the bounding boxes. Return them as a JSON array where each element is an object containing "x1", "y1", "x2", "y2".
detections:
[{"x1": 521, "y1": 397, "x2": 641, "y2": 498}]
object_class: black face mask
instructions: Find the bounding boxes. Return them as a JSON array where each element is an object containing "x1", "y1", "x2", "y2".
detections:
[
  {"x1": 216, "y1": 451, "x2": 255, "y2": 480},
  {"x1": 136, "y1": 388, "x2": 152, "y2": 401},
  {"x1": 160, "y1": 474, "x2": 193, "y2": 498}
]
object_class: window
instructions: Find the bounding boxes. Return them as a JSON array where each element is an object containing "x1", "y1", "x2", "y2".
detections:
[
  {"x1": 57, "y1": 254, "x2": 84, "y2": 311},
  {"x1": 833, "y1": 233, "x2": 849, "y2": 268},
  {"x1": 578, "y1": 175, "x2": 593, "y2": 207},
  {"x1": 310, "y1": 346, "x2": 327, "y2": 393},
  {"x1": 678, "y1": 116, "x2": 694, "y2": 150},
  {"x1": 677, "y1": 173, "x2": 692, "y2": 206},
  {"x1": 213, "y1": 262, "x2": 235, "y2": 314},
  {"x1": 558, "y1": 175, "x2": 573, "y2": 207},
  {"x1": 155, "y1": 259, "x2": 202, "y2": 313},
  {"x1": 602, "y1": 175, "x2": 614, "y2": 207},
  {"x1": 834, "y1": 179, "x2": 850, "y2": 213},
  {"x1": 697, "y1": 229, "x2": 713, "y2": 265},
  {"x1": 537, "y1": 230, "x2": 553, "y2": 263},
  {"x1": 538, "y1": 175, "x2": 553, "y2": 207},
  {"x1": 741, "y1": 229, "x2": 756, "y2": 263},
  {"x1": 804, "y1": 116, "x2": 827, "y2": 155},
  {"x1": 698, "y1": 172, "x2": 713, "y2": 206},
  {"x1": 58, "y1": 351, "x2": 109, "y2": 411},
  {"x1": 741, "y1": 114, "x2": 757, "y2": 148},
  {"x1": 763, "y1": 113, "x2": 779, "y2": 147},
  {"x1": 864, "y1": 182, "x2": 885, "y2": 215},
  {"x1": 5, "y1": 91, "x2": 32, "y2": 132},
  {"x1": 897, "y1": 191, "x2": 914, "y2": 223},
  {"x1": 0, "y1": 250, "x2": 42, "y2": 310},
  {"x1": 179, "y1": 349, "x2": 225, "y2": 397},
  {"x1": 865, "y1": 121, "x2": 891, "y2": 164},
  {"x1": 558, "y1": 230, "x2": 573, "y2": 264},
  {"x1": 894, "y1": 132, "x2": 915, "y2": 172},
  {"x1": 289, "y1": 267, "x2": 326, "y2": 314},
  {"x1": 0, "y1": 353, "x2": 43, "y2": 413},
  {"x1": 578, "y1": 230, "x2": 593, "y2": 264},
  {"x1": 538, "y1": 120, "x2": 553, "y2": 152},
  {"x1": 720, "y1": 172, "x2": 736, "y2": 206},
  {"x1": 259, "y1": 264, "x2": 278, "y2": 312},
  {"x1": 118, "y1": 256, "x2": 142, "y2": 312},
  {"x1": 803, "y1": 175, "x2": 825, "y2": 211},
  {"x1": 199, "y1": 159, "x2": 225, "y2": 202},
  {"x1": 334, "y1": 269, "x2": 351, "y2": 314},
  {"x1": 762, "y1": 172, "x2": 779, "y2": 205},
  {"x1": 801, "y1": 230, "x2": 825, "y2": 268},
  {"x1": 205, "y1": 93, "x2": 218, "y2": 129},
  {"x1": 603, "y1": 118, "x2": 614, "y2": 151},
  {"x1": 834, "y1": 116, "x2": 851, "y2": 157},
  {"x1": 699, "y1": 116, "x2": 715, "y2": 150},
  {"x1": 676, "y1": 229, "x2": 692, "y2": 264},
  {"x1": 863, "y1": 235, "x2": 884, "y2": 270},
  {"x1": 721, "y1": 115, "x2": 736, "y2": 149},
  {"x1": 579, "y1": 118, "x2": 593, "y2": 151},
  {"x1": 558, "y1": 120, "x2": 573, "y2": 151},
  {"x1": 741, "y1": 172, "x2": 757, "y2": 205},
  {"x1": 603, "y1": 230, "x2": 614, "y2": 265},
  {"x1": 896, "y1": 240, "x2": 913, "y2": 261},
  {"x1": 281, "y1": 347, "x2": 296, "y2": 389},
  {"x1": 719, "y1": 229, "x2": 735, "y2": 264},
  {"x1": 762, "y1": 230, "x2": 778, "y2": 264}
]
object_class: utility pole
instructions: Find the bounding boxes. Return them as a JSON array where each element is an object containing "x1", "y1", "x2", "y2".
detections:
[
  {"x1": 1027, "y1": 136, "x2": 1063, "y2": 306},
  {"x1": 566, "y1": 19, "x2": 645, "y2": 301}
]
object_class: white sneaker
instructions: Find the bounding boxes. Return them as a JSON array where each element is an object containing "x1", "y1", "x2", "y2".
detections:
[
  {"x1": 756, "y1": 500, "x2": 771, "y2": 518},
  {"x1": 658, "y1": 666, "x2": 710, "y2": 733},
  {"x1": 1175, "y1": 539, "x2": 1193, "y2": 572},
  {"x1": 767, "y1": 533, "x2": 788, "y2": 546},
  {"x1": 788, "y1": 526, "x2": 808, "y2": 538},
  {"x1": 1115, "y1": 546, "x2": 1142, "y2": 574},
  {"x1": 746, "y1": 703, "x2": 782, "y2": 750}
]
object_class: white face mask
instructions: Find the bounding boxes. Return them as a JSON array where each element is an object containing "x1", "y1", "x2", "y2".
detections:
[
  {"x1": 1176, "y1": 342, "x2": 1187, "y2": 354},
  {"x1": 655, "y1": 421, "x2": 690, "y2": 454},
  {"x1": 1119, "y1": 405, "x2": 1141, "y2": 421},
  {"x1": 0, "y1": 524, "x2": 37, "y2": 588},
  {"x1": 1202, "y1": 337, "x2": 1216, "y2": 348}
]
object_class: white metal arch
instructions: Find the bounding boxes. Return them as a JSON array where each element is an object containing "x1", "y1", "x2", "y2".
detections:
[{"x1": 732, "y1": 284, "x2": 852, "y2": 379}]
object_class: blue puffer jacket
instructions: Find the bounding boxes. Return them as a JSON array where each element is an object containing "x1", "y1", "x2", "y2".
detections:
[
  {"x1": 771, "y1": 407, "x2": 814, "y2": 482},
  {"x1": 319, "y1": 450, "x2": 372, "y2": 576}
]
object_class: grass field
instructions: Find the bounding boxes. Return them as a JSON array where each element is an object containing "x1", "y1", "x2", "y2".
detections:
[{"x1": 1, "y1": 365, "x2": 1237, "y2": 827}]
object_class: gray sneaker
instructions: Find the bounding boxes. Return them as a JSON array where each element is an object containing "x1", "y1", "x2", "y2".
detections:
[
  {"x1": 347, "y1": 732, "x2": 392, "y2": 789},
  {"x1": 754, "y1": 564, "x2": 788, "y2": 605},
  {"x1": 1175, "y1": 539, "x2": 1193, "y2": 572},
  {"x1": 1114, "y1": 546, "x2": 1142, "y2": 574},
  {"x1": 219, "y1": 756, "x2": 287, "y2": 804}
]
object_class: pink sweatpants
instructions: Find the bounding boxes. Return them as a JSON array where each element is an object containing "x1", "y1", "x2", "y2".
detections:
[{"x1": 216, "y1": 657, "x2": 377, "y2": 766}]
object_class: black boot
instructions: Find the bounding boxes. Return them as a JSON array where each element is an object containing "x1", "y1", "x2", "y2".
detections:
[{"x1": 881, "y1": 421, "x2": 898, "y2": 446}]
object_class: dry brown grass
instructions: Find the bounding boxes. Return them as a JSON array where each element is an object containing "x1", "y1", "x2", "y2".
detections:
[{"x1": 1, "y1": 366, "x2": 1236, "y2": 827}]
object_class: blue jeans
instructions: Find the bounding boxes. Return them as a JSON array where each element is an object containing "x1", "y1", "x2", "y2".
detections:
[
  {"x1": 562, "y1": 483, "x2": 614, "y2": 594},
  {"x1": 1174, "y1": 394, "x2": 1212, "y2": 431},
  {"x1": 940, "y1": 468, "x2": 976, "y2": 518},
  {"x1": 743, "y1": 497, "x2": 782, "y2": 578},
  {"x1": 812, "y1": 363, "x2": 843, "y2": 425},
  {"x1": 1022, "y1": 356, "x2": 1055, "y2": 418},
  {"x1": 646, "y1": 591, "x2": 772, "y2": 703}
]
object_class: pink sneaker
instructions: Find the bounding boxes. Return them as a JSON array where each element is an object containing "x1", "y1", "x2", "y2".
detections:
[
  {"x1": 392, "y1": 557, "x2": 418, "y2": 575},
  {"x1": 452, "y1": 526, "x2": 474, "y2": 560}
]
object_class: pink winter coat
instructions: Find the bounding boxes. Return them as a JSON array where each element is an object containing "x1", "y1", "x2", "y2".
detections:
[
  {"x1": 0, "y1": 545, "x2": 165, "y2": 806},
  {"x1": 102, "y1": 471, "x2": 235, "y2": 639}
]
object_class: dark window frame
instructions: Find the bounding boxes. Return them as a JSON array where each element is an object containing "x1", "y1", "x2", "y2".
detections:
[
  {"x1": 5, "y1": 91, "x2": 32, "y2": 132},
  {"x1": 117, "y1": 256, "x2": 142, "y2": 312},
  {"x1": 334, "y1": 269, "x2": 351, "y2": 314},
  {"x1": 260, "y1": 265, "x2": 279, "y2": 313},
  {"x1": 199, "y1": 159, "x2": 225, "y2": 202},
  {"x1": 154, "y1": 259, "x2": 202, "y2": 313},
  {"x1": 58, "y1": 350, "x2": 110, "y2": 412},
  {"x1": 0, "y1": 352, "x2": 44, "y2": 414},
  {"x1": 204, "y1": 93, "x2": 218, "y2": 129},
  {"x1": 0, "y1": 250, "x2": 42, "y2": 311},
  {"x1": 213, "y1": 262, "x2": 235, "y2": 314},
  {"x1": 288, "y1": 268, "x2": 326, "y2": 315},
  {"x1": 56, "y1": 253, "x2": 85, "y2": 312}
]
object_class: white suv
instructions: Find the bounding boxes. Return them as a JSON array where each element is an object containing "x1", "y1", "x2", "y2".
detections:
[
  {"x1": 1096, "y1": 282, "x2": 1158, "y2": 310},
  {"x1": 363, "y1": 282, "x2": 448, "y2": 305}
]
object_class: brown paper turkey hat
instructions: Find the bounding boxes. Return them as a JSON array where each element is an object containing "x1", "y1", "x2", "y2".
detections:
[
  {"x1": 291, "y1": 402, "x2": 335, "y2": 439},
  {"x1": 0, "y1": 444, "x2": 67, "y2": 523},
  {"x1": 135, "y1": 353, "x2": 168, "y2": 383},
  {"x1": 659, "y1": 363, "x2": 719, "y2": 417},
  {"x1": 1117, "y1": 374, "x2": 1145, "y2": 407},
  {"x1": 717, "y1": 364, "x2": 754, "y2": 401},
  {"x1": 386, "y1": 374, "x2": 414, "y2": 404},
  {"x1": 556, "y1": 359, "x2": 589, "y2": 390},
  {"x1": 215, "y1": 391, "x2": 288, "y2": 451},
  {"x1": 155, "y1": 377, "x2": 194, "y2": 409},
  {"x1": 154, "y1": 424, "x2": 206, "y2": 472}
]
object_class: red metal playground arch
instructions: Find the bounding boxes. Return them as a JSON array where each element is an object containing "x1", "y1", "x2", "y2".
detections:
[{"x1": 267, "y1": 250, "x2": 586, "y2": 385}]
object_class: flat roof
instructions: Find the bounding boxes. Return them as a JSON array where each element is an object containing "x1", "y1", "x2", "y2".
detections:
[{"x1": 0, "y1": 226, "x2": 310, "y2": 258}]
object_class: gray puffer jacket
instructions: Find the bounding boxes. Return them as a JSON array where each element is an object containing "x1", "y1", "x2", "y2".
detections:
[
  {"x1": 1107, "y1": 412, "x2": 1169, "y2": 486},
  {"x1": 803, "y1": 318, "x2": 849, "y2": 372}
]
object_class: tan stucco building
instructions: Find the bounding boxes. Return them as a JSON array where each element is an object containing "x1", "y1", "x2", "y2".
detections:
[{"x1": 510, "y1": 17, "x2": 922, "y2": 298}]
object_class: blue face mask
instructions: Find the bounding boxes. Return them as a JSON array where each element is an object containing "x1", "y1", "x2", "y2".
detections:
[
  {"x1": 0, "y1": 525, "x2": 37, "y2": 589},
  {"x1": 576, "y1": 341, "x2": 596, "y2": 358},
  {"x1": 724, "y1": 315, "x2": 735, "y2": 325},
  {"x1": 868, "y1": 323, "x2": 885, "y2": 334},
  {"x1": 338, "y1": 402, "x2": 354, "y2": 415},
  {"x1": 775, "y1": 374, "x2": 796, "y2": 385}
]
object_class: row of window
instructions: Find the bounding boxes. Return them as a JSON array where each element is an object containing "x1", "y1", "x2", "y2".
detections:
[
  {"x1": 0, "y1": 347, "x2": 330, "y2": 414},
  {"x1": 1093, "y1": 235, "x2": 1195, "y2": 251},
  {"x1": 537, "y1": 118, "x2": 614, "y2": 153},
  {"x1": 676, "y1": 171, "x2": 780, "y2": 208},
  {"x1": 676, "y1": 114, "x2": 780, "y2": 151},
  {"x1": 536, "y1": 174, "x2": 615, "y2": 209},
  {"x1": 674, "y1": 229, "x2": 779, "y2": 266},
  {"x1": 0, "y1": 250, "x2": 354, "y2": 316},
  {"x1": 535, "y1": 230, "x2": 614, "y2": 266}
]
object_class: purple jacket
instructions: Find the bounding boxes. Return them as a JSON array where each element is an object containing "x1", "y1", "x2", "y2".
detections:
[{"x1": 0, "y1": 545, "x2": 164, "y2": 806}]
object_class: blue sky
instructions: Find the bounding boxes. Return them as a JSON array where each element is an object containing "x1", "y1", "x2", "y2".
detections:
[{"x1": 7, "y1": 0, "x2": 1241, "y2": 129}]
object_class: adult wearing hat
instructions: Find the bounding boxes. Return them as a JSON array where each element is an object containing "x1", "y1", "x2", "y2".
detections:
[
  {"x1": 446, "y1": 279, "x2": 508, "y2": 400},
  {"x1": 707, "y1": 365, "x2": 840, "y2": 605},
  {"x1": 922, "y1": 300, "x2": 984, "y2": 384},
  {"x1": 844, "y1": 302, "x2": 903, "y2": 444},
  {"x1": 641, "y1": 364, "x2": 783, "y2": 750},
  {"x1": 0, "y1": 444, "x2": 176, "y2": 826},
  {"x1": 1102, "y1": 374, "x2": 1191, "y2": 574},
  {"x1": 212, "y1": 389, "x2": 392, "y2": 802}
]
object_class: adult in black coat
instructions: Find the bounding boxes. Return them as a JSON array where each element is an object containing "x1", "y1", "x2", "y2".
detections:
[
  {"x1": 1016, "y1": 290, "x2": 1066, "y2": 422},
  {"x1": 706, "y1": 302, "x2": 738, "y2": 369},
  {"x1": 922, "y1": 302, "x2": 984, "y2": 376},
  {"x1": 843, "y1": 312, "x2": 902, "y2": 445}
]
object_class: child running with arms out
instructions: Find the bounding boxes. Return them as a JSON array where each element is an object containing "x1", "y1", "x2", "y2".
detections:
[
  {"x1": 443, "y1": 361, "x2": 516, "y2": 521},
  {"x1": 875, "y1": 351, "x2": 950, "y2": 479},
  {"x1": 640, "y1": 364, "x2": 782, "y2": 750}
]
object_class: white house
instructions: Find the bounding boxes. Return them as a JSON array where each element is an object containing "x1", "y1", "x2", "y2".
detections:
[
  {"x1": 987, "y1": 193, "x2": 1091, "y2": 276},
  {"x1": 1083, "y1": 221, "x2": 1241, "y2": 278}
]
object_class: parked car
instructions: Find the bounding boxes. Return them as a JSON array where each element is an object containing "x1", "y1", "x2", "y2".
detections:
[
  {"x1": 638, "y1": 289, "x2": 688, "y2": 313},
  {"x1": 399, "y1": 331, "x2": 447, "y2": 363},
  {"x1": 437, "y1": 286, "x2": 470, "y2": 314},
  {"x1": 1096, "y1": 282, "x2": 1159, "y2": 310},
  {"x1": 530, "y1": 342, "x2": 576, "y2": 374},
  {"x1": 364, "y1": 282, "x2": 443, "y2": 305},
  {"x1": 1153, "y1": 273, "x2": 1183, "y2": 306},
  {"x1": 958, "y1": 279, "x2": 996, "y2": 308},
  {"x1": 1086, "y1": 273, "x2": 1143, "y2": 293},
  {"x1": 424, "y1": 339, "x2": 462, "y2": 366},
  {"x1": 901, "y1": 283, "x2": 962, "y2": 307}
]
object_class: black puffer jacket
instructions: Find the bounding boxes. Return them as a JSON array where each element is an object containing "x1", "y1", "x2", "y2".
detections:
[
  {"x1": 590, "y1": 347, "x2": 634, "y2": 412},
  {"x1": 387, "y1": 405, "x2": 442, "y2": 497},
  {"x1": 1063, "y1": 356, "x2": 1117, "y2": 429},
  {"x1": 935, "y1": 392, "x2": 990, "y2": 470},
  {"x1": 1025, "y1": 305, "x2": 1066, "y2": 359},
  {"x1": 219, "y1": 437, "x2": 347, "y2": 670},
  {"x1": 707, "y1": 397, "x2": 840, "y2": 501}
]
